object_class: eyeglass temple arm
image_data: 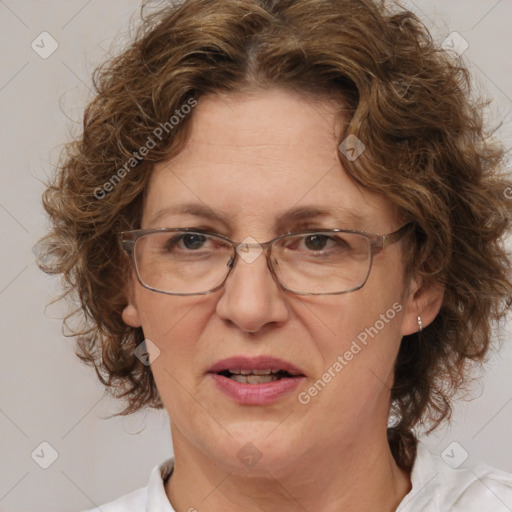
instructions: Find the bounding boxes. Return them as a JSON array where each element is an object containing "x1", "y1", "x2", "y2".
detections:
[
  {"x1": 118, "y1": 233, "x2": 136, "y2": 255},
  {"x1": 381, "y1": 222, "x2": 414, "y2": 248}
]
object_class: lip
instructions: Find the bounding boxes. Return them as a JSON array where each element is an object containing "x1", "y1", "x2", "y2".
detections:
[
  {"x1": 208, "y1": 356, "x2": 306, "y2": 405},
  {"x1": 208, "y1": 355, "x2": 305, "y2": 375}
]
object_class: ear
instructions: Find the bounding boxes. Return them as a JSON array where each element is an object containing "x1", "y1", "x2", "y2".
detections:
[
  {"x1": 401, "y1": 274, "x2": 444, "y2": 336},
  {"x1": 122, "y1": 270, "x2": 142, "y2": 328},
  {"x1": 122, "y1": 303, "x2": 142, "y2": 328}
]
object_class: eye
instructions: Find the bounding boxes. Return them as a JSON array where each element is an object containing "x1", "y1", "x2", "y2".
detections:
[
  {"x1": 299, "y1": 233, "x2": 348, "y2": 252},
  {"x1": 162, "y1": 233, "x2": 211, "y2": 253},
  {"x1": 302, "y1": 234, "x2": 333, "y2": 251},
  {"x1": 278, "y1": 232, "x2": 352, "y2": 255},
  {"x1": 180, "y1": 233, "x2": 208, "y2": 250}
]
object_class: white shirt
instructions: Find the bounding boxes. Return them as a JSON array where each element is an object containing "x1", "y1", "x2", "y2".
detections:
[{"x1": 83, "y1": 443, "x2": 512, "y2": 511}]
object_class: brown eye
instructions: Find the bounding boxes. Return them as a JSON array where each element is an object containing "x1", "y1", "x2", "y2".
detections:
[
  {"x1": 304, "y1": 234, "x2": 330, "y2": 251},
  {"x1": 180, "y1": 234, "x2": 207, "y2": 250},
  {"x1": 163, "y1": 233, "x2": 208, "y2": 253}
]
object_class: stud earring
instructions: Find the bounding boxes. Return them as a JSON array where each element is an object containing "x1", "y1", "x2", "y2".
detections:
[{"x1": 417, "y1": 315, "x2": 423, "y2": 332}]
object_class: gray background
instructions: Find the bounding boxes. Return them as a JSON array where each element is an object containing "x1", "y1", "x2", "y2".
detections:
[{"x1": 0, "y1": 1, "x2": 511, "y2": 511}]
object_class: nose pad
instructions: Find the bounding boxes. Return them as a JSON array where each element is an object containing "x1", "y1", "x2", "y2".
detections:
[
  {"x1": 235, "y1": 236, "x2": 265, "y2": 265},
  {"x1": 225, "y1": 246, "x2": 272, "y2": 287},
  {"x1": 227, "y1": 239, "x2": 281, "y2": 290}
]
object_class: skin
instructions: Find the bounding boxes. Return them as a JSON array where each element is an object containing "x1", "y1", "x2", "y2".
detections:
[{"x1": 122, "y1": 87, "x2": 444, "y2": 512}]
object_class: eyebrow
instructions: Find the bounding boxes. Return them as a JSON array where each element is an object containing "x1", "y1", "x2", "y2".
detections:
[
  {"x1": 147, "y1": 203, "x2": 368, "y2": 230},
  {"x1": 148, "y1": 203, "x2": 226, "y2": 226},
  {"x1": 275, "y1": 206, "x2": 367, "y2": 229}
]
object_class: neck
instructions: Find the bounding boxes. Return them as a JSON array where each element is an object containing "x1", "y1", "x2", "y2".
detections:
[{"x1": 165, "y1": 428, "x2": 412, "y2": 512}]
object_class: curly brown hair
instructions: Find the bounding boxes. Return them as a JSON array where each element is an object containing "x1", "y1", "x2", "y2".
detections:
[{"x1": 39, "y1": 0, "x2": 511, "y2": 470}]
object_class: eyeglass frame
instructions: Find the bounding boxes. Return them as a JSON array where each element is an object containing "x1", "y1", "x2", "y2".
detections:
[{"x1": 119, "y1": 222, "x2": 414, "y2": 296}]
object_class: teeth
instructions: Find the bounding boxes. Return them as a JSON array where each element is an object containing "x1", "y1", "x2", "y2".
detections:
[
  {"x1": 229, "y1": 369, "x2": 274, "y2": 375},
  {"x1": 230, "y1": 374, "x2": 282, "y2": 384}
]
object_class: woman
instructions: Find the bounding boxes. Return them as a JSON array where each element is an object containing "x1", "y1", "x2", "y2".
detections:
[{"x1": 39, "y1": 0, "x2": 512, "y2": 510}]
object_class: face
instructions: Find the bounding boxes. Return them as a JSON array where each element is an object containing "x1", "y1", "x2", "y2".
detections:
[{"x1": 123, "y1": 87, "x2": 431, "y2": 476}]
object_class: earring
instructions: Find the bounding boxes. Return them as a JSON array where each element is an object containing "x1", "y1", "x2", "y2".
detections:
[{"x1": 417, "y1": 315, "x2": 423, "y2": 332}]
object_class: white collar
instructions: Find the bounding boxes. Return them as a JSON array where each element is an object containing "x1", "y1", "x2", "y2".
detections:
[
  {"x1": 146, "y1": 457, "x2": 175, "y2": 512},
  {"x1": 143, "y1": 443, "x2": 512, "y2": 512}
]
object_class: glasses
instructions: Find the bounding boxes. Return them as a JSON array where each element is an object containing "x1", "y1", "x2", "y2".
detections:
[{"x1": 119, "y1": 223, "x2": 413, "y2": 296}]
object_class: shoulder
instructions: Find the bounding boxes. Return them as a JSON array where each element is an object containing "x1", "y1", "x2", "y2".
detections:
[
  {"x1": 444, "y1": 459, "x2": 512, "y2": 511},
  {"x1": 400, "y1": 442, "x2": 512, "y2": 512},
  {"x1": 80, "y1": 457, "x2": 175, "y2": 512}
]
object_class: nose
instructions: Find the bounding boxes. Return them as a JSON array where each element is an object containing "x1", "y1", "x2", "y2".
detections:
[{"x1": 215, "y1": 246, "x2": 290, "y2": 334}]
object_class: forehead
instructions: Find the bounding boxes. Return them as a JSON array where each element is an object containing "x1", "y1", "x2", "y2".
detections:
[
  {"x1": 184, "y1": 87, "x2": 343, "y2": 149},
  {"x1": 144, "y1": 88, "x2": 398, "y2": 233}
]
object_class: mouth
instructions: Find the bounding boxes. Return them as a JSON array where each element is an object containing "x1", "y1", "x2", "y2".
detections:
[
  {"x1": 209, "y1": 356, "x2": 304, "y2": 380},
  {"x1": 216, "y1": 368, "x2": 300, "y2": 384},
  {"x1": 209, "y1": 356, "x2": 306, "y2": 405}
]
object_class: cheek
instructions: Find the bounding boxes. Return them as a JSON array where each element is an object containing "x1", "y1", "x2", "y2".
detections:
[
  {"x1": 296, "y1": 296, "x2": 404, "y2": 440},
  {"x1": 298, "y1": 263, "x2": 405, "y2": 402},
  {"x1": 301, "y1": 260, "x2": 404, "y2": 354},
  {"x1": 133, "y1": 291, "x2": 207, "y2": 381},
  {"x1": 134, "y1": 288, "x2": 209, "y2": 342},
  {"x1": 133, "y1": 291, "x2": 216, "y2": 410},
  {"x1": 346, "y1": 271, "x2": 405, "y2": 373}
]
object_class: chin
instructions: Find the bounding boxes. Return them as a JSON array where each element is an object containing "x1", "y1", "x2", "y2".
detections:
[{"x1": 204, "y1": 421, "x2": 302, "y2": 473}]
